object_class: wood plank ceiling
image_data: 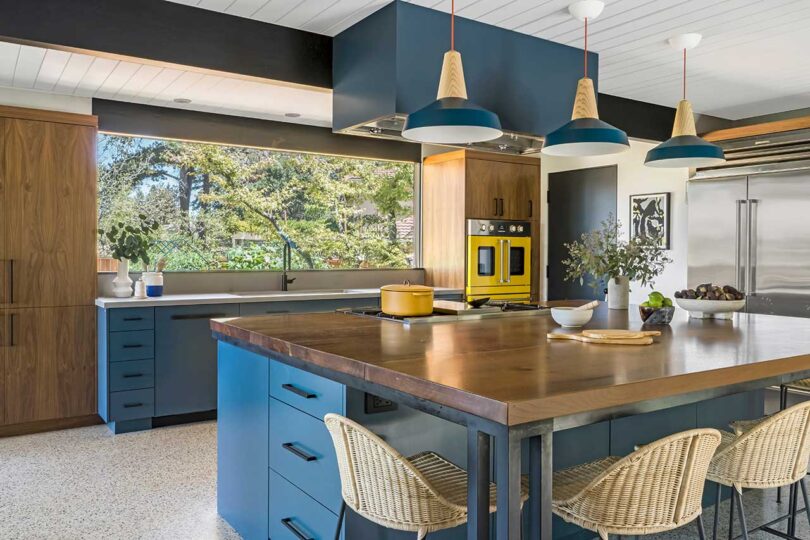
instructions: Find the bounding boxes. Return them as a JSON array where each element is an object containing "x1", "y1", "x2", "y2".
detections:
[
  {"x1": 167, "y1": 0, "x2": 810, "y2": 120},
  {"x1": 0, "y1": 41, "x2": 332, "y2": 127}
]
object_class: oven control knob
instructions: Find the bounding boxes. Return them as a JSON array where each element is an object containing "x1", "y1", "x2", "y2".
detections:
[
  {"x1": 480, "y1": 224, "x2": 487, "y2": 232},
  {"x1": 517, "y1": 225, "x2": 524, "y2": 232},
  {"x1": 489, "y1": 225, "x2": 495, "y2": 231},
  {"x1": 509, "y1": 225, "x2": 516, "y2": 232}
]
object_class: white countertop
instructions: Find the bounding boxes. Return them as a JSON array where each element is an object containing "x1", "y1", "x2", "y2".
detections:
[{"x1": 95, "y1": 288, "x2": 464, "y2": 309}]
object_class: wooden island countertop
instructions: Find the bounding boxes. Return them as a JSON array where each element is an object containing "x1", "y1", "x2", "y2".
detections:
[{"x1": 210, "y1": 305, "x2": 810, "y2": 426}]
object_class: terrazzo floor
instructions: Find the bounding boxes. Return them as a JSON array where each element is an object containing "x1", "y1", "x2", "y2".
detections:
[{"x1": 1, "y1": 420, "x2": 809, "y2": 539}]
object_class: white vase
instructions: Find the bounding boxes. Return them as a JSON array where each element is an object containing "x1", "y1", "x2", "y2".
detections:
[
  {"x1": 607, "y1": 275, "x2": 630, "y2": 310},
  {"x1": 112, "y1": 259, "x2": 133, "y2": 298}
]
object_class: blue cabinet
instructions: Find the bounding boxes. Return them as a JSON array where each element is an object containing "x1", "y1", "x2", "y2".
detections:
[{"x1": 155, "y1": 304, "x2": 239, "y2": 416}]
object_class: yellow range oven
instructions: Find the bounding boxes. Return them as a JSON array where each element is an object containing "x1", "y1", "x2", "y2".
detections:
[{"x1": 466, "y1": 219, "x2": 532, "y2": 302}]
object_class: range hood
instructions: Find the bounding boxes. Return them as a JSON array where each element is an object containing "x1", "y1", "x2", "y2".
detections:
[
  {"x1": 332, "y1": 1, "x2": 596, "y2": 155},
  {"x1": 694, "y1": 128, "x2": 810, "y2": 179}
]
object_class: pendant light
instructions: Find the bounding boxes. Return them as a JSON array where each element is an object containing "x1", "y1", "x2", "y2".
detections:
[
  {"x1": 542, "y1": 0, "x2": 629, "y2": 157},
  {"x1": 645, "y1": 33, "x2": 725, "y2": 168},
  {"x1": 401, "y1": 0, "x2": 502, "y2": 144}
]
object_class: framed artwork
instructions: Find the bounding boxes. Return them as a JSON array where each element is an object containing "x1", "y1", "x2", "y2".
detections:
[{"x1": 630, "y1": 192, "x2": 670, "y2": 249}]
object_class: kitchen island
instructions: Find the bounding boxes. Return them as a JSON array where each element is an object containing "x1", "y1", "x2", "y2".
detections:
[{"x1": 211, "y1": 305, "x2": 810, "y2": 540}]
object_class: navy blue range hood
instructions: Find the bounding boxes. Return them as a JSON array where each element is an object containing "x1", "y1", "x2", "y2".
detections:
[{"x1": 333, "y1": 1, "x2": 597, "y2": 155}]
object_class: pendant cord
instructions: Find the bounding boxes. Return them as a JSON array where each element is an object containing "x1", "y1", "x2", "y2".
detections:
[
  {"x1": 682, "y1": 48, "x2": 686, "y2": 100},
  {"x1": 451, "y1": 0, "x2": 455, "y2": 50},
  {"x1": 584, "y1": 17, "x2": 588, "y2": 78}
]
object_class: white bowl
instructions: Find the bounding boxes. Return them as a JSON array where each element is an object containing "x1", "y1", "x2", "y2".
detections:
[
  {"x1": 675, "y1": 298, "x2": 746, "y2": 319},
  {"x1": 550, "y1": 307, "x2": 594, "y2": 328}
]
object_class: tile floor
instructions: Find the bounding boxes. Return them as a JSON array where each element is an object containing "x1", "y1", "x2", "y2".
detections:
[{"x1": 1, "y1": 420, "x2": 808, "y2": 539}]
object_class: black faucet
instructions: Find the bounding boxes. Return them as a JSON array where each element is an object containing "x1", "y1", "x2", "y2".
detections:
[{"x1": 282, "y1": 242, "x2": 296, "y2": 291}]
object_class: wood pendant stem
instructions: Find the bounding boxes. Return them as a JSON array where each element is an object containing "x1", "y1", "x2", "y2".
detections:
[
  {"x1": 672, "y1": 99, "x2": 697, "y2": 137},
  {"x1": 437, "y1": 50, "x2": 468, "y2": 100},
  {"x1": 571, "y1": 77, "x2": 598, "y2": 120}
]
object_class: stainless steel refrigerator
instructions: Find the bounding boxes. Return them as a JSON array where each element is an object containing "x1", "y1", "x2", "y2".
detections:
[{"x1": 689, "y1": 132, "x2": 810, "y2": 318}]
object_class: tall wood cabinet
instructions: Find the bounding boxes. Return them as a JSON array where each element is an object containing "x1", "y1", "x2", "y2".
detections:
[
  {"x1": 0, "y1": 106, "x2": 98, "y2": 434},
  {"x1": 422, "y1": 150, "x2": 542, "y2": 299}
]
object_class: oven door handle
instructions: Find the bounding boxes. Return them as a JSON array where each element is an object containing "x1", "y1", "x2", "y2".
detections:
[{"x1": 498, "y1": 239, "x2": 505, "y2": 284}]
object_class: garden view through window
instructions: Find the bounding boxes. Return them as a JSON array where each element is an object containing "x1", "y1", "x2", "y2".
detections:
[{"x1": 98, "y1": 134, "x2": 416, "y2": 272}]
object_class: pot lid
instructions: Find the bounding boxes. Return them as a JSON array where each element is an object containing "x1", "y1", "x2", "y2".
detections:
[{"x1": 380, "y1": 280, "x2": 434, "y2": 293}]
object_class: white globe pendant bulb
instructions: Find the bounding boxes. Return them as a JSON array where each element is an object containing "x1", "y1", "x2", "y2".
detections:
[
  {"x1": 668, "y1": 33, "x2": 702, "y2": 51},
  {"x1": 568, "y1": 0, "x2": 604, "y2": 21}
]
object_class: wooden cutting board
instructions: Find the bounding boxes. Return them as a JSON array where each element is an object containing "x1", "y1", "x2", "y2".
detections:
[
  {"x1": 581, "y1": 329, "x2": 661, "y2": 340},
  {"x1": 546, "y1": 332, "x2": 654, "y2": 346}
]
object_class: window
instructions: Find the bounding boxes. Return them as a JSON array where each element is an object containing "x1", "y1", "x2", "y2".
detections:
[{"x1": 98, "y1": 134, "x2": 416, "y2": 271}]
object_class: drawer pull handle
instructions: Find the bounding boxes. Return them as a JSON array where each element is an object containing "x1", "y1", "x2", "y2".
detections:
[
  {"x1": 281, "y1": 518, "x2": 313, "y2": 540},
  {"x1": 122, "y1": 344, "x2": 143, "y2": 349},
  {"x1": 282, "y1": 442, "x2": 318, "y2": 462},
  {"x1": 122, "y1": 373, "x2": 144, "y2": 379},
  {"x1": 170, "y1": 313, "x2": 228, "y2": 320},
  {"x1": 265, "y1": 310, "x2": 290, "y2": 314},
  {"x1": 123, "y1": 402, "x2": 143, "y2": 408},
  {"x1": 282, "y1": 383, "x2": 316, "y2": 399},
  {"x1": 122, "y1": 317, "x2": 144, "y2": 321}
]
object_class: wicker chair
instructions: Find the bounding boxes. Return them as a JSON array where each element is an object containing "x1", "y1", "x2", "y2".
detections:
[
  {"x1": 324, "y1": 413, "x2": 530, "y2": 539},
  {"x1": 711, "y1": 400, "x2": 810, "y2": 540},
  {"x1": 775, "y1": 378, "x2": 810, "y2": 503},
  {"x1": 551, "y1": 428, "x2": 721, "y2": 540}
]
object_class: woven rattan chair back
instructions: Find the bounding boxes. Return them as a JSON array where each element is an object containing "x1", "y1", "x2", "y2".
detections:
[
  {"x1": 555, "y1": 428, "x2": 721, "y2": 538},
  {"x1": 324, "y1": 413, "x2": 467, "y2": 534},
  {"x1": 711, "y1": 400, "x2": 810, "y2": 490}
]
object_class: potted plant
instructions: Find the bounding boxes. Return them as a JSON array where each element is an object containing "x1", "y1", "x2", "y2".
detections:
[
  {"x1": 99, "y1": 215, "x2": 159, "y2": 298},
  {"x1": 561, "y1": 215, "x2": 672, "y2": 309}
]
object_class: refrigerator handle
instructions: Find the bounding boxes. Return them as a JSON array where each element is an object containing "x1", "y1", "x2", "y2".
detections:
[
  {"x1": 747, "y1": 199, "x2": 759, "y2": 296},
  {"x1": 735, "y1": 200, "x2": 746, "y2": 292}
]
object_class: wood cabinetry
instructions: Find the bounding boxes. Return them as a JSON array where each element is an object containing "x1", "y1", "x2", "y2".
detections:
[
  {"x1": 0, "y1": 106, "x2": 98, "y2": 434},
  {"x1": 423, "y1": 150, "x2": 542, "y2": 299}
]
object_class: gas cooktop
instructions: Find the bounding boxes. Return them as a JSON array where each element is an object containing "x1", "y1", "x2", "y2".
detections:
[{"x1": 337, "y1": 302, "x2": 549, "y2": 325}]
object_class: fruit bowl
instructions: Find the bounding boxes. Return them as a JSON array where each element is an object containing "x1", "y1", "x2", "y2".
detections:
[
  {"x1": 675, "y1": 298, "x2": 746, "y2": 319},
  {"x1": 639, "y1": 305, "x2": 675, "y2": 325}
]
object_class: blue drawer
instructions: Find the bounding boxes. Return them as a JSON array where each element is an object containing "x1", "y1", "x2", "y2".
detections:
[
  {"x1": 109, "y1": 330, "x2": 154, "y2": 362},
  {"x1": 269, "y1": 398, "x2": 342, "y2": 514},
  {"x1": 268, "y1": 469, "x2": 339, "y2": 540},
  {"x1": 109, "y1": 359, "x2": 155, "y2": 392},
  {"x1": 109, "y1": 308, "x2": 154, "y2": 332},
  {"x1": 109, "y1": 388, "x2": 155, "y2": 421},
  {"x1": 269, "y1": 360, "x2": 344, "y2": 420}
]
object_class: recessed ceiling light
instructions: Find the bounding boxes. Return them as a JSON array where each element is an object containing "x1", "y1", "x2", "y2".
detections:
[
  {"x1": 173, "y1": 98, "x2": 192, "y2": 104},
  {"x1": 285, "y1": 112, "x2": 301, "y2": 118}
]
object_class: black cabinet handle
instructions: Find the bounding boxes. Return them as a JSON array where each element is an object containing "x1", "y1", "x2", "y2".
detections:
[
  {"x1": 498, "y1": 198, "x2": 504, "y2": 216},
  {"x1": 282, "y1": 442, "x2": 318, "y2": 462},
  {"x1": 7, "y1": 259, "x2": 13, "y2": 304},
  {"x1": 122, "y1": 373, "x2": 144, "y2": 379},
  {"x1": 122, "y1": 316, "x2": 143, "y2": 321},
  {"x1": 122, "y1": 344, "x2": 143, "y2": 349},
  {"x1": 282, "y1": 383, "x2": 316, "y2": 399},
  {"x1": 265, "y1": 310, "x2": 290, "y2": 314},
  {"x1": 123, "y1": 402, "x2": 143, "y2": 408},
  {"x1": 281, "y1": 518, "x2": 313, "y2": 540},
  {"x1": 170, "y1": 313, "x2": 228, "y2": 320},
  {"x1": 529, "y1": 199, "x2": 533, "y2": 218},
  {"x1": 493, "y1": 197, "x2": 498, "y2": 215}
]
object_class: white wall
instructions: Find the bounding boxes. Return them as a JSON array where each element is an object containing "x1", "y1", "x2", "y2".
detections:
[
  {"x1": 540, "y1": 140, "x2": 689, "y2": 303},
  {"x1": 0, "y1": 87, "x2": 92, "y2": 114}
]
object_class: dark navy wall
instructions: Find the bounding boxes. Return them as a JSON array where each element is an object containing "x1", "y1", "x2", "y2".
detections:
[{"x1": 333, "y1": 0, "x2": 597, "y2": 136}]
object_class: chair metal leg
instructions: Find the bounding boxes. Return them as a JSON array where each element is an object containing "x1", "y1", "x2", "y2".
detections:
[
  {"x1": 800, "y1": 477, "x2": 810, "y2": 528},
  {"x1": 778, "y1": 385, "x2": 788, "y2": 504},
  {"x1": 334, "y1": 501, "x2": 346, "y2": 540},
  {"x1": 713, "y1": 483, "x2": 721, "y2": 540},
  {"x1": 790, "y1": 481, "x2": 800, "y2": 536},
  {"x1": 787, "y1": 483, "x2": 797, "y2": 535},
  {"x1": 734, "y1": 488, "x2": 750, "y2": 540},
  {"x1": 728, "y1": 485, "x2": 736, "y2": 540},
  {"x1": 697, "y1": 514, "x2": 707, "y2": 540}
]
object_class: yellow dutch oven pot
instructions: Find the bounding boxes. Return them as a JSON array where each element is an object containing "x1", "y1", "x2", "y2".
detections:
[{"x1": 380, "y1": 281, "x2": 435, "y2": 317}]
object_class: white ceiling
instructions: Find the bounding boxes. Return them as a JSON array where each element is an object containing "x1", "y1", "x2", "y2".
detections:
[
  {"x1": 0, "y1": 41, "x2": 332, "y2": 127},
  {"x1": 167, "y1": 0, "x2": 810, "y2": 120}
]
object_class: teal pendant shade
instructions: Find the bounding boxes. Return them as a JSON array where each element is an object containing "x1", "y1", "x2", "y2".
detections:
[
  {"x1": 542, "y1": 117, "x2": 629, "y2": 157},
  {"x1": 402, "y1": 97, "x2": 503, "y2": 144},
  {"x1": 644, "y1": 135, "x2": 725, "y2": 168}
]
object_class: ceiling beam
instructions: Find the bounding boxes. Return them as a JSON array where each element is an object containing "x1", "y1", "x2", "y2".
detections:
[{"x1": 0, "y1": 0, "x2": 332, "y2": 89}]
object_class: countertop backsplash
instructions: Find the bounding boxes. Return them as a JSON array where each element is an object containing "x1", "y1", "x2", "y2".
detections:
[{"x1": 97, "y1": 268, "x2": 426, "y2": 298}]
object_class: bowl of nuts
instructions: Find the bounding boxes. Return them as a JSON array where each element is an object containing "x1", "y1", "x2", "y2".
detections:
[{"x1": 674, "y1": 284, "x2": 745, "y2": 319}]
